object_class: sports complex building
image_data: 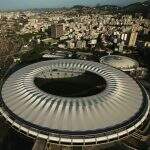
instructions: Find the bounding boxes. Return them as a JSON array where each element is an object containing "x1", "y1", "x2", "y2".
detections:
[
  {"x1": 0, "y1": 59, "x2": 149, "y2": 149},
  {"x1": 100, "y1": 55, "x2": 139, "y2": 72}
]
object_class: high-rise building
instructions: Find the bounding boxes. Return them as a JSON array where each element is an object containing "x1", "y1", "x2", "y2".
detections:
[
  {"x1": 121, "y1": 33, "x2": 128, "y2": 41},
  {"x1": 118, "y1": 41, "x2": 125, "y2": 53},
  {"x1": 76, "y1": 40, "x2": 87, "y2": 49},
  {"x1": 128, "y1": 31, "x2": 138, "y2": 47},
  {"x1": 51, "y1": 24, "x2": 64, "y2": 38},
  {"x1": 66, "y1": 40, "x2": 75, "y2": 49}
]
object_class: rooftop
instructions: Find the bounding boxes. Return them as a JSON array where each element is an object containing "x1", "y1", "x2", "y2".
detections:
[
  {"x1": 100, "y1": 55, "x2": 139, "y2": 71},
  {"x1": 0, "y1": 59, "x2": 149, "y2": 145}
]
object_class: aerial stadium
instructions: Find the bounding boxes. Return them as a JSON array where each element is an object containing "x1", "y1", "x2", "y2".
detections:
[
  {"x1": 0, "y1": 59, "x2": 149, "y2": 148},
  {"x1": 100, "y1": 55, "x2": 139, "y2": 72}
]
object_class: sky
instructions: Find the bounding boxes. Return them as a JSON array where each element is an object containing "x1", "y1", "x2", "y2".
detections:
[{"x1": 0, "y1": 0, "x2": 146, "y2": 10}]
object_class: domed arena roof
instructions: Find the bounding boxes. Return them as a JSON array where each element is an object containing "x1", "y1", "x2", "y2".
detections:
[
  {"x1": 0, "y1": 59, "x2": 149, "y2": 145},
  {"x1": 100, "y1": 55, "x2": 139, "y2": 71}
]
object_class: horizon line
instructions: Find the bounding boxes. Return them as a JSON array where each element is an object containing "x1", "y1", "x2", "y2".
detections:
[{"x1": 0, "y1": 1, "x2": 144, "y2": 12}]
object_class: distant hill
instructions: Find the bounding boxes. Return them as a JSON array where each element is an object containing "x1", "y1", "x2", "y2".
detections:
[
  {"x1": 123, "y1": 0, "x2": 150, "y2": 18},
  {"x1": 124, "y1": 0, "x2": 150, "y2": 11},
  {"x1": 72, "y1": 5, "x2": 90, "y2": 9},
  {"x1": 95, "y1": 4, "x2": 121, "y2": 11},
  {"x1": 71, "y1": 1, "x2": 150, "y2": 18}
]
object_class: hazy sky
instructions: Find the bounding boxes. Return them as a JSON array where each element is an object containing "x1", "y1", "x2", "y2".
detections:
[{"x1": 0, "y1": 0, "x2": 146, "y2": 10}]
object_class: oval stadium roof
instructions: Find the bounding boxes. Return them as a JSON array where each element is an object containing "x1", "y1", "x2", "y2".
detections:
[{"x1": 0, "y1": 59, "x2": 149, "y2": 145}]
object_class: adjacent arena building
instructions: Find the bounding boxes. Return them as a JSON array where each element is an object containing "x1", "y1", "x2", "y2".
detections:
[
  {"x1": 100, "y1": 55, "x2": 139, "y2": 72},
  {"x1": 0, "y1": 59, "x2": 149, "y2": 148}
]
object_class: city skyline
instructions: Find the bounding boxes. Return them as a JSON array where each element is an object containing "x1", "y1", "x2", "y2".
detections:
[{"x1": 0, "y1": 0, "x2": 146, "y2": 10}]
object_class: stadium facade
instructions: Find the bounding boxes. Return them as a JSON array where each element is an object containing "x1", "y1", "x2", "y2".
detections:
[{"x1": 0, "y1": 59, "x2": 149, "y2": 148}]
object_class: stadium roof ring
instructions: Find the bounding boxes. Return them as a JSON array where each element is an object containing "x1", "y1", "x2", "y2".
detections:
[{"x1": 0, "y1": 59, "x2": 149, "y2": 145}]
